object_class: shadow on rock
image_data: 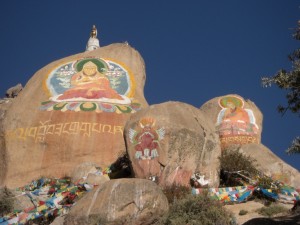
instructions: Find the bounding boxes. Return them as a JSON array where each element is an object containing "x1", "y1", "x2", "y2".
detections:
[{"x1": 243, "y1": 214, "x2": 300, "y2": 225}]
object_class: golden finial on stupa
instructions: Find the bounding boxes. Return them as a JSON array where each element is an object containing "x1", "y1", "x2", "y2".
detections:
[
  {"x1": 86, "y1": 25, "x2": 100, "y2": 51},
  {"x1": 90, "y1": 25, "x2": 97, "y2": 38}
]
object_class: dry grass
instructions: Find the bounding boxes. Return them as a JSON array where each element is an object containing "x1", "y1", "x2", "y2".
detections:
[{"x1": 155, "y1": 191, "x2": 235, "y2": 225}]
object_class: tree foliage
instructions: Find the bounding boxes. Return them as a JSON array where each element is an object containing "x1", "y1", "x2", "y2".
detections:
[
  {"x1": 262, "y1": 21, "x2": 300, "y2": 154},
  {"x1": 219, "y1": 147, "x2": 260, "y2": 187},
  {"x1": 219, "y1": 147, "x2": 258, "y2": 176}
]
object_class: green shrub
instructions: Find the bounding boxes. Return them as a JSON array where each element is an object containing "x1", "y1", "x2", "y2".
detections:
[
  {"x1": 256, "y1": 176, "x2": 274, "y2": 189},
  {"x1": 219, "y1": 147, "x2": 259, "y2": 186},
  {"x1": 156, "y1": 192, "x2": 234, "y2": 225},
  {"x1": 161, "y1": 184, "x2": 191, "y2": 204},
  {"x1": 238, "y1": 209, "x2": 248, "y2": 215},
  {"x1": 256, "y1": 205, "x2": 288, "y2": 218},
  {"x1": 0, "y1": 186, "x2": 14, "y2": 216}
]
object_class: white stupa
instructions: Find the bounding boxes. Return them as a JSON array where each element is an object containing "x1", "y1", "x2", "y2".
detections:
[{"x1": 86, "y1": 25, "x2": 100, "y2": 51}]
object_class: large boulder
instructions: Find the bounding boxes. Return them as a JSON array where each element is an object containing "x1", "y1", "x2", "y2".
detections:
[
  {"x1": 64, "y1": 178, "x2": 169, "y2": 225},
  {"x1": 1, "y1": 43, "x2": 148, "y2": 187},
  {"x1": 239, "y1": 143, "x2": 300, "y2": 189},
  {"x1": 200, "y1": 94, "x2": 263, "y2": 150},
  {"x1": 124, "y1": 101, "x2": 221, "y2": 188},
  {"x1": 0, "y1": 99, "x2": 13, "y2": 184}
]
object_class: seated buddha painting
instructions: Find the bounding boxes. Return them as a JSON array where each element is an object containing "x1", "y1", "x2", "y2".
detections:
[
  {"x1": 41, "y1": 57, "x2": 140, "y2": 113},
  {"x1": 216, "y1": 95, "x2": 259, "y2": 148}
]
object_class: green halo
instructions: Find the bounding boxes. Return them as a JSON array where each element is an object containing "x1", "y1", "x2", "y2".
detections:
[
  {"x1": 219, "y1": 96, "x2": 244, "y2": 108},
  {"x1": 75, "y1": 58, "x2": 108, "y2": 73}
]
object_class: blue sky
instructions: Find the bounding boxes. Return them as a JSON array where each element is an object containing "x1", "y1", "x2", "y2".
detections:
[{"x1": 0, "y1": 1, "x2": 299, "y2": 170}]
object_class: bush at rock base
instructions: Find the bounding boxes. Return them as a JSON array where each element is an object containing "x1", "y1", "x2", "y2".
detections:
[
  {"x1": 154, "y1": 191, "x2": 235, "y2": 225},
  {"x1": 219, "y1": 147, "x2": 259, "y2": 186},
  {"x1": 161, "y1": 184, "x2": 191, "y2": 204},
  {"x1": 255, "y1": 176, "x2": 274, "y2": 189},
  {"x1": 0, "y1": 186, "x2": 14, "y2": 216},
  {"x1": 108, "y1": 152, "x2": 132, "y2": 179}
]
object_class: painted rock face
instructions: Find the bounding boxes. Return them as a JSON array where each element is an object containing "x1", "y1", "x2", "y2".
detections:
[
  {"x1": 40, "y1": 58, "x2": 139, "y2": 113},
  {"x1": 125, "y1": 101, "x2": 221, "y2": 188},
  {"x1": 200, "y1": 94, "x2": 262, "y2": 150},
  {"x1": 2, "y1": 43, "x2": 148, "y2": 187}
]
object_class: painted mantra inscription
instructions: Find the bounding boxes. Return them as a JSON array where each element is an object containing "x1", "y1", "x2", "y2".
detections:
[
  {"x1": 220, "y1": 135, "x2": 258, "y2": 147},
  {"x1": 5, "y1": 121, "x2": 123, "y2": 143}
]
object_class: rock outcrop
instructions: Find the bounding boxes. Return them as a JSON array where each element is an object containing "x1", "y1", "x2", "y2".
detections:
[
  {"x1": 0, "y1": 99, "x2": 13, "y2": 184},
  {"x1": 1, "y1": 43, "x2": 148, "y2": 188},
  {"x1": 239, "y1": 143, "x2": 300, "y2": 189},
  {"x1": 64, "y1": 178, "x2": 169, "y2": 225},
  {"x1": 5, "y1": 83, "x2": 23, "y2": 98},
  {"x1": 200, "y1": 94, "x2": 263, "y2": 150},
  {"x1": 124, "y1": 101, "x2": 221, "y2": 188}
]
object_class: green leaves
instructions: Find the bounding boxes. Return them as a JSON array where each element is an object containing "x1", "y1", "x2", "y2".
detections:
[{"x1": 261, "y1": 21, "x2": 300, "y2": 154}]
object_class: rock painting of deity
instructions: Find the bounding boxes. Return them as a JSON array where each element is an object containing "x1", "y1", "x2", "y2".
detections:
[
  {"x1": 40, "y1": 57, "x2": 141, "y2": 113},
  {"x1": 216, "y1": 96, "x2": 259, "y2": 148},
  {"x1": 129, "y1": 118, "x2": 165, "y2": 160}
]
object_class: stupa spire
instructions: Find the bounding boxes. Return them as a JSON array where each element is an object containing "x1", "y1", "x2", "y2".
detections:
[{"x1": 86, "y1": 25, "x2": 100, "y2": 51}]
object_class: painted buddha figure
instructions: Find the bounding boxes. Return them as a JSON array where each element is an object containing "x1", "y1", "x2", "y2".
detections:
[
  {"x1": 221, "y1": 100, "x2": 249, "y2": 123},
  {"x1": 56, "y1": 60, "x2": 124, "y2": 102},
  {"x1": 216, "y1": 96, "x2": 258, "y2": 136}
]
